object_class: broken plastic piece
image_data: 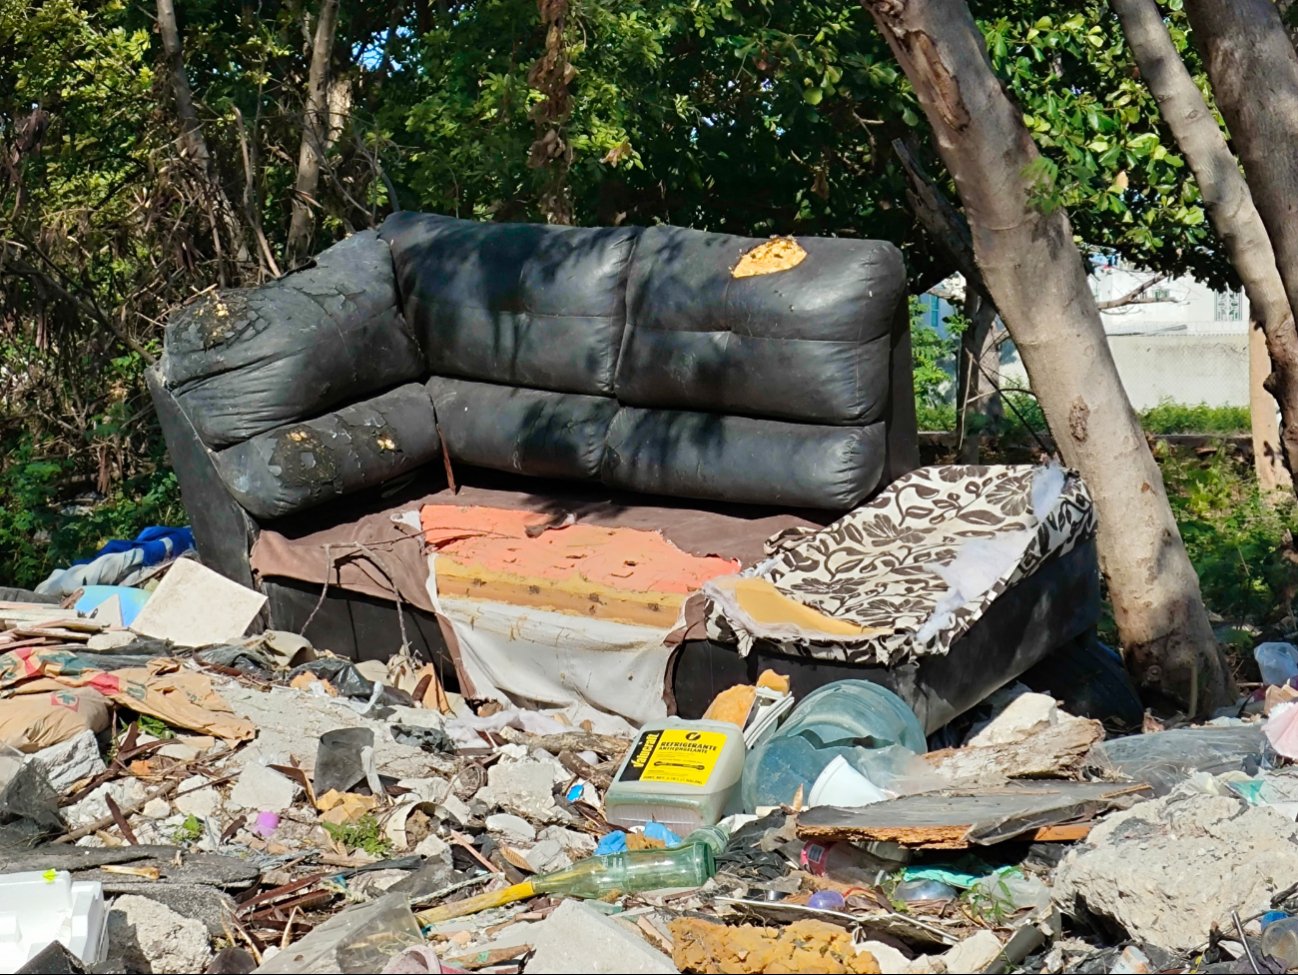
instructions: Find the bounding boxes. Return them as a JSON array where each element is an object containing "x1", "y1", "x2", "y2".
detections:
[{"x1": 0, "y1": 871, "x2": 106, "y2": 970}]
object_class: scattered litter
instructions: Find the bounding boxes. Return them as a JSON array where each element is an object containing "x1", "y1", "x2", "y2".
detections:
[{"x1": 0, "y1": 871, "x2": 106, "y2": 970}]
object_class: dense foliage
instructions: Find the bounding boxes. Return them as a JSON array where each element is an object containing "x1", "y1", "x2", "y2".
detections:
[{"x1": 0, "y1": 0, "x2": 1260, "y2": 600}]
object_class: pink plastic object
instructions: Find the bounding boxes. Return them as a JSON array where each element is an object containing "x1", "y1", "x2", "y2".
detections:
[{"x1": 251, "y1": 811, "x2": 280, "y2": 838}]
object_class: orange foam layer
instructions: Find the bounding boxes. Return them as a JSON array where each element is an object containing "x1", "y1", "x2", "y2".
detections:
[{"x1": 421, "y1": 505, "x2": 740, "y2": 595}]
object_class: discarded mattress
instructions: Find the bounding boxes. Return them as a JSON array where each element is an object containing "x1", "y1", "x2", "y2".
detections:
[
  {"x1": 420, "y1": 504, "x2": 742, "y2": 723},
  {"x1": 421, "y1": 505, "x2": 739, "y2": 627},
  {"x1": 703, "y1": 465, "x2": 1096, "y2": 666}
]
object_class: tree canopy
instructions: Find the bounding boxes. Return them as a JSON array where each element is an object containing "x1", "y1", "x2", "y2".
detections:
[{"x1": 0, "y1": 0, "x2": 1241, "y2": 584}]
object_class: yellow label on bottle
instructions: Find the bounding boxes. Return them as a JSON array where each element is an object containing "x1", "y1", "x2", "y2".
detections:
[{"x1": 618, "y1": 728, "x2": 727, "y2": 787}]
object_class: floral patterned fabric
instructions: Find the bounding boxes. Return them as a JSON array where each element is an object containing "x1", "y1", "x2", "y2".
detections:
[{"x1": 703, "y1": 465, "x2": 1096, "y2": 665}]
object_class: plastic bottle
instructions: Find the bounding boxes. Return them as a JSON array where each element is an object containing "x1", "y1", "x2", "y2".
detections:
[
  {"x1": 800, "y1": 841, "x2": 898, "y2": 887},
  {"x1": 682, "y1": 823, "x2": 732, "y2": 856},
  {"x1": 1256, "y1": 643, "x2": 1298, "y2": 687},
  {"x1": 415, "y1": 844, "x2": 716, "y2": 925},
  {"x1": 1262, "y1": 916, "x2": 1298, "y2": 968},
  {"x1": 741, "y1": 680, "x2": 926, "y2": 812}
]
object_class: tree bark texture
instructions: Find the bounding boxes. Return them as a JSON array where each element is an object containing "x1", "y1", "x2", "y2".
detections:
[
  {"x1": 155, "y1": 0, "x2": 247, "y2": 265},
  {"x1": 286, "y1": 0, "x2": 341, "y2": 266},
  {"x1": 1251, "y1": 320, "x2": 1293, "y2": 492},
  {"x1": 1113, "y1": 0, "x2": 1298, "y2": 491},
  {"x1": 863, "y1": 0, "x2": 1233, "y2": 714}
]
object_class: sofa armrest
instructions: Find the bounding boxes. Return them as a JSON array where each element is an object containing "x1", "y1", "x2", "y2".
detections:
[
  {"x1": 146, "y1": 365, "x2": 259, "y2": 588},
  {"x1": 886, "y1": 298, "x2": 921, "y2": 482}
]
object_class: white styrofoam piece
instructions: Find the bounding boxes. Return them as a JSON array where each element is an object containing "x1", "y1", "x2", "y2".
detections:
[
  {"x1": 130, "y1": 558, "x2": 266, "y2": 648},
  {"x1": 0, "y1": 870, "x2": 107, "y2": 968}
]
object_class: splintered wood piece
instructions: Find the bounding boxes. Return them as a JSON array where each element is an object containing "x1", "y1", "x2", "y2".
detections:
[{"x1": 796, "y1": 781, "x2": 1149, "y2": 849}]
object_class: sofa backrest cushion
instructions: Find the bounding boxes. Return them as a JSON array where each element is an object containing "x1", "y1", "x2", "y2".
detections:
[
  {"x1": 602, "y1": 407, "x2": 887, "y2": 510},
  {"x1": 616, "y1": 226, "x2": 905, "y2": 425},
  {"x1": 427, "y1": 377, "x2": 617, "y2": 481},
  {"x1": 380, "y1": 212, "x2": 641, "y2": 396},
  {"x1": 161, "y1": 231, "x2": 421, "y2": 448}
]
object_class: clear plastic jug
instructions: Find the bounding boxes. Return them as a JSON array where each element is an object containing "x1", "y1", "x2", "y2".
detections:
[{"x1": 740, "y1": 680, "x2": 925, "y2": 812}]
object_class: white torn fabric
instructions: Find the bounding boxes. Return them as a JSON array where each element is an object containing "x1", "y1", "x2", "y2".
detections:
[{"x1": 426, "y1": 556, "x2": 674, "y2": 725}]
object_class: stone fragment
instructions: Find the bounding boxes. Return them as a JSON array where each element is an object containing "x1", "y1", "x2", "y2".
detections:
[
  {"x1": 227, "y1": 763, "x2": 298, "y2": 812},
  {"x1": 1054, "y1": 792, "x2": 1298, "y2": 951},
  {"x1": 108, "y1": 894, "x2": 212, "y2": 973},
  {"x1": 29, "y1": 730, "x2": 105, "y2": 792},
  {"x1": 940, "y1": 930, "x2": 1005, "y2": 973},
  {"x1": 487, "y1": 900, "x2": 676, "y2": 974},
  {"x1": 485, "y1": 813, "x2": 536, "y2": 842}
]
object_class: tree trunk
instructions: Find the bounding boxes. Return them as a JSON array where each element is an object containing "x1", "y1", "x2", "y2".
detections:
[
  {"x1": 155, "y1": 0, "x2": 248, "y2": 265},
  {"x1": 286, "y1": 0, "x2": 341, "y2": 267},
  {"x1": 863, "y1": 0, "x2": 1234, "y2": 714},
  {"x1": 1183, "y1": 2, "x2": 1298, "y2": 477},
  {"x1": 1251, "y1": 320, "x2": 1293, "y2": 492},
  {"x1": 1112, "y1": 0, "x2": 1298, "y2": 490},
  {"x1": 956, "y1": 290, "x2": 998, "y2": 463}
]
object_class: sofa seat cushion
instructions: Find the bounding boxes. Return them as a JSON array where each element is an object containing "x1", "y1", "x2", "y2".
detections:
[
  {"x1": 214, "y1": 384, "x2": 441, "y2": 521},
  {"x1": 427, "y1": 377, "x2": 617, "y2": 480},
  {"x1": 601, "y1": 407, "x2": 887, "y2": 510},
  {"x1": 161, "y1": 231, "x2": 421, "y2": 448},
  {"x1": 702, "y1": 465, "x2": 1098, "y2": 666},
  {"x1": 422, "y1": 504, "x2": 739, "y2": 628},
  {"x1": 616, "y1": 226, "x2": 905, "y2": 424},
  {"x1": 381, "y1": 212, "x2": 641, "y2": 395}
]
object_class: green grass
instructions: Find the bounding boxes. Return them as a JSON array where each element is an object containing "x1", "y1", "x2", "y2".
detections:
[
  {"x1": 1159, "y1": 442, "x2": 1298, "y2": 626},
  {"x1": 1140, "y1": 401, "x2": 1251, "y2": 435},
  {"x1": 173, "y1": 814, "x2": 203, "y2": 845},
  {"x1": 323, "y1": 814, "x2": 393, "y2": 858}
]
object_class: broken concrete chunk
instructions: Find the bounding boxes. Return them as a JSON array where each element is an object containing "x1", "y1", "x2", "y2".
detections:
[
  {"x1": 1054, "y1": 792, "x2": 1298, "y2": 951},
  {"x1": 478, "y1": 759, "x2": 565, "y2": 822},
  {"x1": 940, "y1": 929, "x2": 1006, "y2": 973},
  {"x1": 487, "y1": 900, "x2": 676, "y2": 974},
  {"x1": 142, "y1": 798, "x2": 172, "y2": 819},
  {"x1": 227, "y1": 763, "x2": 299, "y2": 813},
  {"x1": 669, "y1": 917, "x2": 879, "y2": 974},
  {"x1": 173, "y1": 776, "x2": 221, "y2": 820},
  {"x1": 968, "y1": 692, "x2": 1060, "y2": 746},
  {"x1": 485, "y1": 813, "x2": 536, "y2": 842},
  {"x1": 29, "y1": 730, "x2": 104, "y2": 793},
  {"x1": 108, "y1": 894, "x2": 212, "y2": 974}
]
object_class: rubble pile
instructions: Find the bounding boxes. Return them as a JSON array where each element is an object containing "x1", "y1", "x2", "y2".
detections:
[{"x1": 2, "y1": 560, "x2": 1298, "y2": 975}]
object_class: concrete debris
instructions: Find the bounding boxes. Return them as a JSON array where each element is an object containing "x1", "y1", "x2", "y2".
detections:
[
  {"x1": 968, "y1": 691, "x2": 1063, "y2": 746},
  {"x1": 107, "y1": 894, "x2": 212, "y2": 973},
  {"x1": 490, "y1": 900, "x2": 677, "y2": 974},
  {"x1": 939, "y1": 929, "x2": 1006, "y2": 973},
  {"x1": 5, "y1": 557, "x2": 1289, "y2": 975},
  {"x1": 28, "y1": 729, "x2": 104, "y2": 792},
  {"x1": 1054, "y1": 792, "x2": 1298, "y2": 951},
  {"x1": 172, "y1": 776, "x2": 221, "y2": 820},
  {"x1": 478, "y1": 759, "x2": 568, "y2": 822},
  {"x1": 485, "y1": 813, "x2": 537, "y2": 842},
  {"x1": 227, "y1": 762, "x2": 299, "y2": 812}
]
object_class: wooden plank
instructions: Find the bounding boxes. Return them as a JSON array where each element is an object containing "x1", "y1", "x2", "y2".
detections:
[
  {"x1": 1030, "y1": 823, "x2": 1092, "y2": 842},
  {"x1": 924, "y1": 718, "x2": 1105, "y2": 786},
  {"x1": 796, "y1": 781, "x2": 1149, "y2": 849}
]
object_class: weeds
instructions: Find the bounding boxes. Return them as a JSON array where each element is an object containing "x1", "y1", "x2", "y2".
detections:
[
  {"x1": 173, "y1": 814, "x2": 203, "y2": 845},
  {"x1": 135, "y1": 715, "x2": 175, "y2": 740},
  {"x1": 323, "y1": 814, "x2": 392, "y2": 858}
]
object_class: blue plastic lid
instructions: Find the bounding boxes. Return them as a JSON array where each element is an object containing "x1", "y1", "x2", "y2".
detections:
[{"x1": 1262, "y1": 910, "x2": 1289, "y2": 929}]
